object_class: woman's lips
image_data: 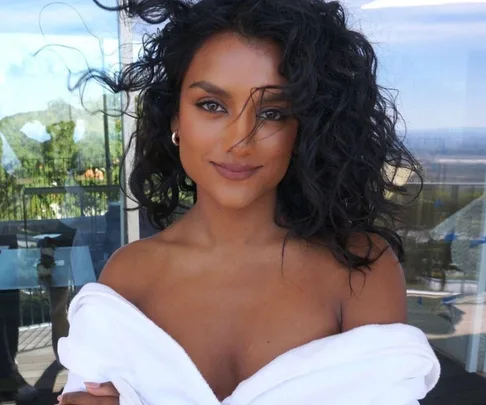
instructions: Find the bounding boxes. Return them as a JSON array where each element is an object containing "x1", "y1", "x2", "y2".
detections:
[{"x1": 211, "y1": 162, "x2": 262, "y2": 181}]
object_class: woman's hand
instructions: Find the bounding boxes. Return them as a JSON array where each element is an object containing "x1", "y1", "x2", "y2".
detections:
[{"x1": 60, "y1": 382, "x2": 119, "y2": 405}]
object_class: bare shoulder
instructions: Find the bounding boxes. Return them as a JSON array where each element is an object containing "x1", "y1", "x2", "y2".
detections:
[
  {"x1": 98, "y1": 233, "x2": 170, "y2": 303},
  {"x1": 338, "y1": 233, "x2": 407, "y2": 331}
]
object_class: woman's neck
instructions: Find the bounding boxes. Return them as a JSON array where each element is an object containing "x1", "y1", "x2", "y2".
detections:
[{"x1": 182, "y1": 189, "x2": 284, "y2": 249}]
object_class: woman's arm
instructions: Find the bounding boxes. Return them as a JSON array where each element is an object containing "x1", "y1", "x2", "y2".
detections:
[{"x1": 60, "y1": 242, "x2": 150, "y2": 405}]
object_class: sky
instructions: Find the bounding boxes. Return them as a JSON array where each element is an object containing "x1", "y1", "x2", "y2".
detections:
[{"x1": 0, "y1": 0, "x2": 485, "y2": 131}]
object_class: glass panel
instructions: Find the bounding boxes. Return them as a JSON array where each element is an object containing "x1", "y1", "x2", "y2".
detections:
[
  {"x1": 130, "y1": 21, "x2": 196, "y2": 239},
  {"x1": 347, "y1": 0, "x2": 486, "y2": 402},
  {"x1": 0, "y1": 1, "x2": 123, "y2": 402}
]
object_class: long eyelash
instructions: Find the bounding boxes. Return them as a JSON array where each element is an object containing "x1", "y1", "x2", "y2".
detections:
[
  {"x1": 195, "y1": 100, "x2": 226, "y2": 112},
  {"x1": 259, "y1": 109, "x2": 292, "y2": 121},
  {"x1": 195, "y1": 100, "x2": 216, "y2": 107}
]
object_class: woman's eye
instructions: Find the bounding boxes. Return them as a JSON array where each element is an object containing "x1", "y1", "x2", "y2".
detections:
[
  {"x1": 198, "y1": 101, "x2": 226, "y2": 113},
  {"x1": 259, "y1": 110, "x2": 282, "y2": 121}
]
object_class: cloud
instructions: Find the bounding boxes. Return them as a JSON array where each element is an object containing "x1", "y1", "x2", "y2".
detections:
[
  {"x1": 352, "y1": 2, "x2": 486, "y2": 44},
  {"x1": 362, "y1": 20, "x2": 486, "y2": 44},
  {"x1": 361, "y1": 0, "x2": 486, "y2": 8},
  {"x1": 20, "y1": 121, "x2": 50, "y2": 142},
  {"x1": 0, "y1": 1, "x2": 118, "y2": 37},
  {"x1": 0, "y1": 33, "x2": 120, "y2": 119},
  {"x1": 346, "y1": 1, "x2": 486, "y2": 44},
  {"x1": 73, "y1": 120, "x2": 86, "y2": 143}
]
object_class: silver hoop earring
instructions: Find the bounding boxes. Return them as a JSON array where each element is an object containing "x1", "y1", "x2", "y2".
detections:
[{"x1": 171, "y1": 131, "x2": 179, "y2": 146}]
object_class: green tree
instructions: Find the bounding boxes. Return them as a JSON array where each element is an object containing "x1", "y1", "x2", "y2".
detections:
[
  {"x1": 41, "y1": 121, "x2": 78, "y2": 185},
  {"x1": 0, "y1": 138, "x2": 23, "y2": 221}
]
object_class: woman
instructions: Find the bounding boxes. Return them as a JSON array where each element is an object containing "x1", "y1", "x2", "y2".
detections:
[{"x1": 58, "y1": 0, "x2": 440, "y2": 404}]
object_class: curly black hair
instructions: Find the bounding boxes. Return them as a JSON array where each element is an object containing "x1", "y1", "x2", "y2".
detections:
[{"x1": 82, "y1": 0, "x2": 421, "y2": 270}]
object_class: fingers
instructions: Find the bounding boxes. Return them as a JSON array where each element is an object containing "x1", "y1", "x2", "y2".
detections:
[
  {"x1": 60, "y1": 392, "x2": 92, "y2": 405},
  {"x1": 60, "y1": 392, "x2": 118, "y2": 405},
  {"x1": 60, "y1": 388, "x2": 119, "y2": 405},
  {"x1": 85, "y1": 382, "x2": 119, "y2": 397}
]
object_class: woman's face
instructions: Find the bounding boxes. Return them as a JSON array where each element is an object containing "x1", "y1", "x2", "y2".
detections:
[{"x1": 174, "y1": 31, "x2": 298, "y2": 209}]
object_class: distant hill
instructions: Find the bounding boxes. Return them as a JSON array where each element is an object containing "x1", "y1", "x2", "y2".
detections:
[
  {"x1": 402, "y1": 128, "x2": 486, "y2": 183},
  {"x1": 405, "y1": 128, "x2": 486, "y2": 158},
  {"x1": 0, "y1": 99, "x2": 122, "y2": 166}
]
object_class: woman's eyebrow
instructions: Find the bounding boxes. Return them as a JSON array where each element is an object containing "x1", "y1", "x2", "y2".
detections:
[
  {"x1": 188, "y1": 81, "x2": 288, "y2": 104},
  {"x1": 259, "y1": 90, "x2": 288, "y2": 103},
  {"x1": 189, "y1": 80, "x2": 231, "y2": 99}
]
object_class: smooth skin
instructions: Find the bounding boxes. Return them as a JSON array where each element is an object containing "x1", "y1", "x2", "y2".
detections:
[{"x1": 60, "y1": 31, "x2": 406, "y2": 405}]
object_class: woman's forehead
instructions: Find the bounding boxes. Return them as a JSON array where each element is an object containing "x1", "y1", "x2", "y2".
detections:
[{"x1": 182, "y1": 32, "x2": 286, "y2": 92}]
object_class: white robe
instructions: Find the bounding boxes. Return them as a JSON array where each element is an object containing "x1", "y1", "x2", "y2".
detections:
[{"x1": 58, "y1": 283, "x2": 440, "y2": 405}]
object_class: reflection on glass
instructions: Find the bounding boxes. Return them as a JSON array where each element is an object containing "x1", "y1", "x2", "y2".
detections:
[
  {"x1": 0, "y1": 0, "x2": 485, "y2": 403},
  {"x1": 347, "y1": 0, "x2": 486, "y2": 402},
  {"x1": 0, "y1": 1, "x2": 122, "y2": 403}
]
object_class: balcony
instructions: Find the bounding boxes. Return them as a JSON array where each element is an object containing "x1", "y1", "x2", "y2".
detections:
[{"x1": 2, "y1": 164, "x2": 486, "y2": 404}]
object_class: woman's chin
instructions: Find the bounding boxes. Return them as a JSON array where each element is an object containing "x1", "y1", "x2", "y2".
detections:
[
  {"x1": 214, "y1": 197, "x2": 255, "y2": 210},
  {"x1": 209, "y1": 190, "x2": 259, "y2": 210}
]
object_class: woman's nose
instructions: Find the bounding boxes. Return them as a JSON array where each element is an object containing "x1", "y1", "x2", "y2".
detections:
[{"x1": 223, "y1": 107, "x2": 257, "y2": 155}]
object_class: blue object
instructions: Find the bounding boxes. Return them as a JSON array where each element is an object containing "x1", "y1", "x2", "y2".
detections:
[
  {"x1": 444, "y1": 232, "x2": 457, "y2": 242},
  {"x1": 470, "y1": 237, "x2": 486, "y2": 248}
]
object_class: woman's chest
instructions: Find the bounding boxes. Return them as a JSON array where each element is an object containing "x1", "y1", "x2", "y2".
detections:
[{"x1": 136, "y1": 267, "x2": 341, "y2": 400}]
